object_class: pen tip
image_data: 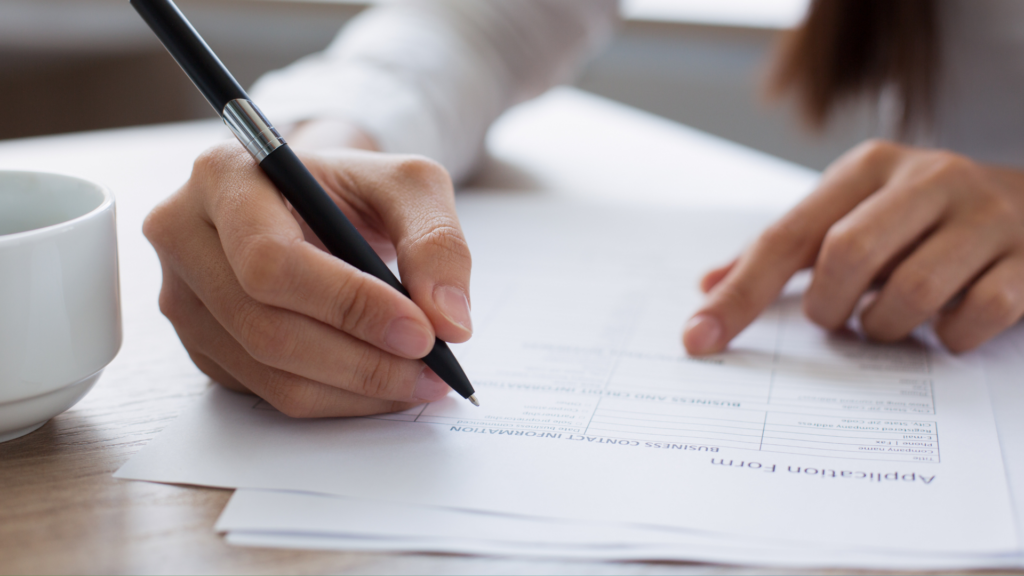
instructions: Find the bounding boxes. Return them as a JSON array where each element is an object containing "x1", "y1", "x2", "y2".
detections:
[{"x1": 468, "y1": 394, "x2": 480, "y2": 407}]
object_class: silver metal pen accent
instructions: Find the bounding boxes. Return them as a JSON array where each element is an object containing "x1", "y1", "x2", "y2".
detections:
[{"x1": 222, "y1": 99, "x2": 285, "y2": 163}]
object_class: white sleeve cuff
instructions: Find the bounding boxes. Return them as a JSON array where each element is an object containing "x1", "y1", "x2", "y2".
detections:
[{"x1": 250, "y1": 58, "x2": 444, "y2": 166}]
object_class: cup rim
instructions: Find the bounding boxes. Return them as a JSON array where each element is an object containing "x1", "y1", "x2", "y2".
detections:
[{"x1": 0, "y1": 170, "x2": 115, "y2": 244}]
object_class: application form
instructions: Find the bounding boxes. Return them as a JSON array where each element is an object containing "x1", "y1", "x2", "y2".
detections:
[
  {"x1": 218, "y1": 324, "x2": 1024, "y2": 568},
  {"x1": 116, "y1": 195, "x2": 1017, "y2": 554}
]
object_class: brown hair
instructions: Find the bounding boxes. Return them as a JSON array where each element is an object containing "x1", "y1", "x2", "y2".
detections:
[{"x1": 768, "y1": 0, "x2": 940, "y2": 136}]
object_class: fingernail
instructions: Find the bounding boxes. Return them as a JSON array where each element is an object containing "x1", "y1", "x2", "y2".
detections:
[
  {"x1": 684, "y1": 314, "x2": 722, "y2": 355},
  {"x1": 412, "y1": 369, "x2": 450, "y2": 402},
  {"x1": 433, "y1": 285, "x2": 473, "y2": 334},
  {"x1": 384, "y1": 317, "x2": 434, "y2": 358}
]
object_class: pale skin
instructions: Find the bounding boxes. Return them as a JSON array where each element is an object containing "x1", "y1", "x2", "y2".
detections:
[
  {"x1": 146, "y1": 120, "x2": 1024, "y2": 418},
  {"x1": 144, "y1": 120, "x2": 472, "y2": 417},
  {"x1": 685, "y1": 139, "x2": 1024, "y2": 355}
]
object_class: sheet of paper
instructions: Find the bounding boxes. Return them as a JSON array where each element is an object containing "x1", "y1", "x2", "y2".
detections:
[
  {"x1": 217, "y1": 322, "x2": 1024, "y2": 569},
  {"x1": 224, "y1": 531, "x2": 1024, "y2": 570},
  {"x1": 217, "y1": 488, "x2": 1024, "y2": 569},
  {"x1": 216, "y1": 488, "x2": 722, "y2": 547},
  {"x1": 116, "y1": 195, "x2": 1018, "y2": 554},
  {"x1": 218, "y1": 323, "x2": 1024, "y2": 570},
  {"x1": 217, "y1": 323, "x2": 1024, "y2": 569},
  {"x1": 979, "y1": 323, "x2": 1024, "y2": 549}
]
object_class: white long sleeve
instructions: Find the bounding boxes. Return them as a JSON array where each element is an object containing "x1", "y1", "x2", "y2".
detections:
[{"x1": 250, "y1": 0, "x2": 618, "y2": 183}]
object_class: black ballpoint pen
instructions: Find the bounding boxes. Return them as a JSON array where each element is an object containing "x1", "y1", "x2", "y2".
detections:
[{"x1": 130, "y1": 0, "x2": 478, "y2": 406}]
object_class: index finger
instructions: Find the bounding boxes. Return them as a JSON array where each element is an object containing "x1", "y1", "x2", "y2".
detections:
[{"x1": 683, "y1": 141, "x2": 903, "y2": 355}]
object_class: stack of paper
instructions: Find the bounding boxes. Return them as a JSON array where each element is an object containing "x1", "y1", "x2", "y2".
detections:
[{"x1": 116, "y1": 195, "x2": 1024, "y2": 569}]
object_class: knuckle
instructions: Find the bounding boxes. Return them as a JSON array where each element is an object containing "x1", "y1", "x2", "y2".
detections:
[
  {"x1": 973, "y1": 285, "x2": 1022, "y2": 325},
  {"x1": 187, "y1": 351, "x2": 217, "y2": 379},
  {"x1": 141, "y1": 205, "x2": 168, "y2": 246},
  {"x1": 969, "y1": 191, "x2": 1020, "y2": 230},
  {"x1": 802, "y1": 295, "x2": 843, "y2": 331},
  {"x1": 385, "y1": 401, "x2": 417, "y2": 414},
  {"x1": 235, "y1": 235, "x2": 295, "y2": 302},
  {"x1": 914, "y1": 150, "x2": 978, "y2": 191},
  {"x1": 265, "y1": 375, "x2": 323, "y2": 419},
  {"x1": 328, "y1": 273, "x2": 382, "y2": 335},
  {"x1": 861, "y1": 318, "x2": 903, "y2": 343},
  {"x1": 938, "y1": 331, "x2": 974, "y2": 354},
  {"x1": 349, "y1": 350, "x2": 400, "y2": 399},
  {"x1": 392, "y1": 155, "x2": 451, "y2": 187},
  {"x1": 408, "y1": 221, "x2": 471, "y2": 266},
  {"x1": 187, "y1": 351, "x2": 243, "y2": 390},
  {"x1": 157, "y1": 284, "x2": 185, "y2": 325},
  {"x1": 235, "y1": 301, "x2": 295, "y2": 366},
  {"x1": 819, "y1": 225, "x2": 873, "y2": 271},
  {"x1": 142, "y1": 196, "x2": 184, "y2": 249},
  {"x1": 986, "y1": 196, "x2": 1018, "y2": 222},
  {"x1": 891, "y1": 268, "x2": 946, "y2": 314},
  {"x1": 192, "y1": 142, "x2": 239, "y2": 176},
  {"x1": 190, "y1": 143, "x2": 252, "y2": 214},
  {"x1": 852, "y1": 139, "x2": 900, "y2": 168},
  {"x1": 928, "y1": 150, "x2": 972, "y2": 178}
]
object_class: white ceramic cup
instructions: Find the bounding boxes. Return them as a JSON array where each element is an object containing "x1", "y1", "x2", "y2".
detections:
[{"x1": 0, "y1": 171, "x2": 121, "y2": 443}]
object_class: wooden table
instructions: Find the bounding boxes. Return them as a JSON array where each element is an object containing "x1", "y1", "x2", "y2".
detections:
[{"x1": 1, "y1": 87, "x2": 954, "y2": 575}]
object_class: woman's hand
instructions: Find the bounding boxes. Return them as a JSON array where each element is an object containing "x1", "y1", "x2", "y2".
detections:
[
  {"x1": 144, "y1": 135, "x2": 473, "y2": 417},
  {"x1": 684, "y1": 140, "x2": 1024, "y2": 355}
]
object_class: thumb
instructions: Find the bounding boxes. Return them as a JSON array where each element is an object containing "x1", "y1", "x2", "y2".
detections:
[{"x1": 338, "y1": 153, "x2": 473, "y2": 343}]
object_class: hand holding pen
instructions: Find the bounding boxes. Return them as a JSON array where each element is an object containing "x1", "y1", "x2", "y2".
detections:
[{"x1": 133, "y1": 0, "x2": 477, "y2": 416}]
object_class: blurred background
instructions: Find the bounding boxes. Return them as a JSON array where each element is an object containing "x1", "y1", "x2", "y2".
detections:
[{"x1": 0, "y1": 0, "x2": 878, "y2": 170}]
